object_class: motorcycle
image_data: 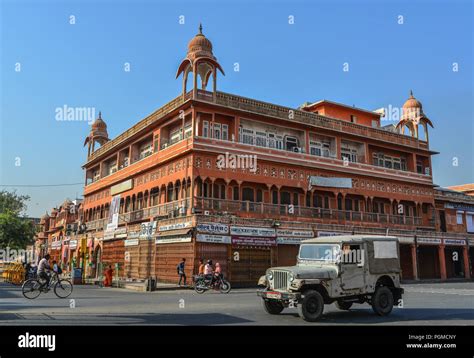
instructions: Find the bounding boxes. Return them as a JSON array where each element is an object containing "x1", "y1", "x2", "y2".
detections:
[{"x1": 193, "y1": 274, "x2": 231, "y2": 294}]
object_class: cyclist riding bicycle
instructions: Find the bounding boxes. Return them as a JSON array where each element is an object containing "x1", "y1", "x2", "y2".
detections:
[{"x1": 37, "y1": 254, "x2": 51, "y2": 290}]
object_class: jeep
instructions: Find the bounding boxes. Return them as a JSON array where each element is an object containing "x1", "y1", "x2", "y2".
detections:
[{"x1": 257, "y1": 235, "x2": 404, "y2": 321}]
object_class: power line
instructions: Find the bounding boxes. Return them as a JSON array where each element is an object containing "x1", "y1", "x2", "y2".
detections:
[{"x1": 0, "y1": 183, "x2": 84, "y2": 188}]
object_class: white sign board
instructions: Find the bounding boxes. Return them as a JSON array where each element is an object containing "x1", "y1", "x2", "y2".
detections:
[
  {"x1": 277, "y1": 229, "x2": 314, "y2": 238},
  {"x1": 197, "y1": 223, "x2": 229, "y2": 234},
  {"x1": 230, "y1": 226, "x2": 276, "y2": 237},
  {"x1": 159, "y1": 221, "x2": 192, "y2": 232},
  {"x1": 196, "y1": 234, "x2": 231, "y2": 244}
]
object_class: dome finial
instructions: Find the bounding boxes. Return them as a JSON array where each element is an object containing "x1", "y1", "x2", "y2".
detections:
[
  {"x1": 199, "y1": 23, "x2": 203, "y2": 34},
  {"x1": 409, "y1": 89, "x2": 414, "y2": 98},
  {"x1": 98, "y1": 111, "x2": 102, "y2": 119}
]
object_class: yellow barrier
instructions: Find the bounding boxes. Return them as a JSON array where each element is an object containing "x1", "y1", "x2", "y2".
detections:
[{"x1": 2, "y1": 263, "x2": 25, "y2": 285}]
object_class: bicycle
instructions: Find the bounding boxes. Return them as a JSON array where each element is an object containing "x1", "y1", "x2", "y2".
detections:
[{"x1": 22, "y1": 271, "x2": 73, "y2": 299}]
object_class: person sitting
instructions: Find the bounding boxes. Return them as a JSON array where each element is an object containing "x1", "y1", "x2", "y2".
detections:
[
  {"x1": 37, "y1": 254, "x2": 51, "y2": 290},
  {"x1": 204, "y1": 260, "x2": 214, "y2": 283},
  {"x1": 214, "y1": 262, "x2": 223, "y2": 279}
]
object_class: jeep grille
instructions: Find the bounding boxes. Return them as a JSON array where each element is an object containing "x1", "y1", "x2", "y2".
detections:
[{"x1": 272, "y1": 270, "x2": 289, "y2": 290}]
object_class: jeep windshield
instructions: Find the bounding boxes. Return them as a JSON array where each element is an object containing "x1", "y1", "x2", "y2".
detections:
[{"x1": 298, "y1": 244, "x2": 340, "y2": 262}]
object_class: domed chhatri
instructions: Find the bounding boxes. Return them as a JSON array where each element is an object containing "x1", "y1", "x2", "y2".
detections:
[
  {"x1": 84, "y1": 111, "x2": 110, "y2": 158},
  {"x1": 40, "y1": 211, "x2": 50, "y2": 224},
  {"x1": 396, "y1": 90, "x2": 433, "y2": 141},
  {"x1": 176, "y1": 24, "x2": 225, "y2": 100}
]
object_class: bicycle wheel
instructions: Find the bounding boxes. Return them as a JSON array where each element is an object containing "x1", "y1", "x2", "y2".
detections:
[
  {"x1": 22, "y1": 279, "x2": 41, "y2": 299},
  {"x1": 54, "y1": 279, "x2": 73, "y2": 298}
]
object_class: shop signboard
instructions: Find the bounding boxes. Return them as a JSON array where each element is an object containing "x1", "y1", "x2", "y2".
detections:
[
  {"x1": 443, "y1": 239, "x2": 466, "y2": 246},
  {"x1": 51, "y1": 241, "x2": 62, "y2": 250},
  {"x1": 231, "y1": 235, "x2": 277, "y2": 247},
  {"x1": 468, "y1": 239, "x2": 474, "y2": 246},
  {"x1": 317, "y1": 231, "x2": 348, "y2": 237},
  {"x1": 196, "y1": 234, "x2": 231, "y2": 244},
  {"x1": 114, "y1": 227, "x2": 128, "y2": 238},
  {"x1": 417, "y1": 238, "x2": 442, "y2": 245},
  {"x1": 197, "y1": 223, "x2": 229, "y2": 234},
  {"x1": 69, "y1": 240, "x2": 78, "y2": 250},
  {"x1": 276, "y1": 237, "x2": 313, "y2": 245},
  {"x1": 127, "y1": 231, "x2": 140, "y2": 239},
  {"x1": 124, "y1": 239, "x2": 139, "y2": 247},
  {"x1": 230, "y1": 226, "x2": 276, "y2": 237},
  {"x1": 155, "y1": 236, "x2": 192, "y2": 244},
  {"x1": 308, "y1": 176, "x2": 352, "y2": 190},
  {"x1": 277, "y1": 229, "x2": 314, "y2": 238},
  {"x1": 159, "y1": 221, "x2": 192, "y2": 232},
  {"x1": 103, "y1": 231, "x2": 115, "y2": 241},
  {"x1": 139, "y1": 221, "x2": 157, "y2": 239}
]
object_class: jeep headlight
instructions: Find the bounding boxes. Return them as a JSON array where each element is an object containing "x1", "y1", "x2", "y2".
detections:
[
  {"x1": 289, "y1": 273, "x2": 295, "y2": 282},
  {"x1": 267, "y1": 271, "x2": 273, "y2": 280}
]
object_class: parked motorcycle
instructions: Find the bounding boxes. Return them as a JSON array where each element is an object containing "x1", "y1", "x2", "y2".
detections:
[{"x1": 193, "y1": 274, "x2": 231, "y2": 294}]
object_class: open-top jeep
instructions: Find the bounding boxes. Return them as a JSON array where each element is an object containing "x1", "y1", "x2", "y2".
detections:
[{"x1": 257, "y1": 235, "x2": 404, "y2": 321}]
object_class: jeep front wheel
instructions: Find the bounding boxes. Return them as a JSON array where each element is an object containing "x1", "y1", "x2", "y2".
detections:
[
  {"x1": 262, "y1": 300, "x2": 284, "y2": 315},
  {"x1": 297, "y1": 290, "x2": 324, "y2": 322},
  {"x1": 371, "y1": 286, "x2": 394, "y2": 316},
  {"x1": 335, "y1": 300, "x2": 353, "y2": 310}
]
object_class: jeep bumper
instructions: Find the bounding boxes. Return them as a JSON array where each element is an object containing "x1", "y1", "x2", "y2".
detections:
[{"x1": 257, "y1": 289, "x2": 301, "y2": 302}]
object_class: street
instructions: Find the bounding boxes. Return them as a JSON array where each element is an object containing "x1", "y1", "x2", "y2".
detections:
[{"x1": 0, "y1": 282, "x2": 473, "y2": 325}]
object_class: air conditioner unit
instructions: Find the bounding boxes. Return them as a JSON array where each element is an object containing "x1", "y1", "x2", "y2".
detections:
[
  {"x1": 204, "y1": 210, "x2": 210, "y2": 216},
  {"x1": 424, "y1": 167, "x2": 430, "y2": 176},
  {"x1": 293, "y1": 147, "x2": 302, "y2": 153},
  {"x1": 179, "y1": 206, "x2": 186, "y2": 215}
]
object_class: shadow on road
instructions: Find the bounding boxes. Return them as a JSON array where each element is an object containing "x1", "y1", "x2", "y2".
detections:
[{"x1": 280, "y1": 307, "x2": 474, "y2": 324}]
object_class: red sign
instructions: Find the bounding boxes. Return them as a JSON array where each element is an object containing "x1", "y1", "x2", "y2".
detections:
[{"x1": 231, "y1": 236, "x2": 277, "y2": 247}]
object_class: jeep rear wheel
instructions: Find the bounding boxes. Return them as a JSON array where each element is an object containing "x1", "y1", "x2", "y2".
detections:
[
  {"x1": 371, "y1": 286, "x2": 394, "y2": 316},
  {"x1": 297, "y1": 290, "x2": 324, "y2": 322},
  {"x1": 335, "y1": 300, "x2": 353, "y2": 310},
  {"x1": 262, "y1": 300, "x2": 284, "y2": 315}
]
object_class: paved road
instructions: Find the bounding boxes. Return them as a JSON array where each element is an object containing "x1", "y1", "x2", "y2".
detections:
[{"x1": 0, "y1": 281, "x2": 473, "y2": 325}]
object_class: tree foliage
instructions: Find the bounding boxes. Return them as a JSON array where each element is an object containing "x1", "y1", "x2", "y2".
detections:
[{"x1": 0, "y1": 191, "x2": 36, "y2": 250}]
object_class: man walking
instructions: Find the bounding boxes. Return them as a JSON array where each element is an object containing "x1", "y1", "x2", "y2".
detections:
[{"x1": 177, "y1": 258, "x2": 187, "y2": 287}]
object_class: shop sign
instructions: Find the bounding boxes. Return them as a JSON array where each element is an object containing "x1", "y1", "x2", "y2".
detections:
[
  {"x1": 197, "y1": 223, "x2": 229, "y2": 234},
  {"x1": 111, "y1": 179, "x2": 133, "y2": 196},
  {"x1": 443, "y1": 239, "x2": 466, "y2": 246},
  {"x1": 124, "y1": 239, "x2": 139, "y2": 247},
  {"x1": 159, "y1": 221, "x2": 192, "y2": 232},
  {"x1": 114, "y1": 227, "x2": 128, "y2": 238},
  {"x1": 69, "y1": 240, "x2": 78, "y2": 250},
  {"x1": 196, "y1": 234, "x2": 231, "y2": 244},
  {"x1": 444, "y1": 203, "x2": 474, "y2": 211},
  {"x1": 468, "y1": 239, "x2": 474, "y2": 246},
  {"x1": 308, "y1": 176, "x2": 352, "y2": 189},
  {"x1": 277, "y1": 237, "x2": 313, "y2": 245},
  {"x1": 317, "y1": 231, "x2": 348, "y2": 237},
  {"x1": 277, "y1": 229, "x2": 314, "y2": 238},
  {"x1": 51, "y1": 241, "x2": 62, "y2": 249},
  {"x1": 155, "y1": 236, "x2": 192, "y2": 244},
  {"x1": 230, "y1": 226, "x2": 276, "y2": 237},
  {"x1": 139, "y1": 221, "x2": 157, "y2": 238},
  {"x1": 103, "y1": 231, "x2": 115, "y2": 241},
  {"x1": 417, "y1": 238, "x2": 442, "y2": 245},
  {"x1": 127, "y1": 231, "x2": 140, "y2": 239},
  {"x1": 231, "y1": 235, "x2": 277, "y2": 247}
]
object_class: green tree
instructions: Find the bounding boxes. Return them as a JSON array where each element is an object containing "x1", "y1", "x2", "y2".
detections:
[{"x1": 0, "y1": 191, "x2": 36, "y2": 250}]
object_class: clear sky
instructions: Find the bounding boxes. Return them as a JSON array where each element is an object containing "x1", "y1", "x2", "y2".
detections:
[{"x1": 1, "y1": 0, "x2": 473, "y2": 218}]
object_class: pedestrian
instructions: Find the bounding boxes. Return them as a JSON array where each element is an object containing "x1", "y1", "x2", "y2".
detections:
[
  {"x1": 204, "y1": 259, "x2": 214, "y2": 283},
  {"x1": 177, "y1": 258, "x2": 187, "y2": 287},
  {"x1": 104, "y1": 265, "x2": 113, "y2": 287}
]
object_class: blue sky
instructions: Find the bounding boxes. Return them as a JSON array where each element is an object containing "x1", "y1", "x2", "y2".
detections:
[{"x1": 1, "y1": 0, "x2": 473, "y2": 217}]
